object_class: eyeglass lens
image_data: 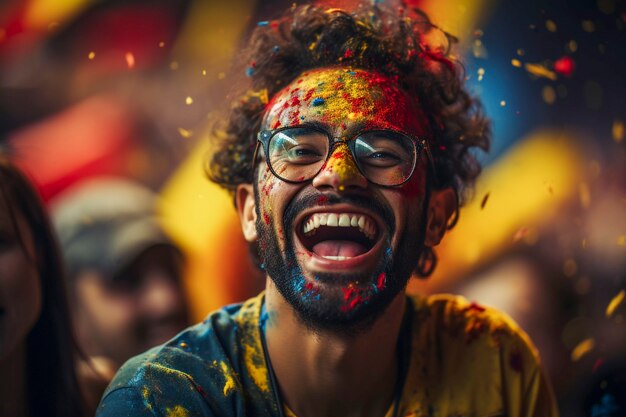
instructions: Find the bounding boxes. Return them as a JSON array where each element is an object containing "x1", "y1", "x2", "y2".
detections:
[{"x1": 267, "y1": 127, "x2": 417, "y2": 186}]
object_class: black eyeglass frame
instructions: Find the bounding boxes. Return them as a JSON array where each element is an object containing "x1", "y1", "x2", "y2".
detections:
[{"x1": 253, "y1": 125, "x2": 436, "y2": 187}]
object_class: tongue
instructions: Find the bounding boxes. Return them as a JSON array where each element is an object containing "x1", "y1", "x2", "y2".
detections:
[{"x1": 312, "y1": 240, "x2": 369, "y2": 258}]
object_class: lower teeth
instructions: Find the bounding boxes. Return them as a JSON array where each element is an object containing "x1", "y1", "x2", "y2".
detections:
[{"x1": 321, "y1": 255, "x2": 351, "y2": 261}]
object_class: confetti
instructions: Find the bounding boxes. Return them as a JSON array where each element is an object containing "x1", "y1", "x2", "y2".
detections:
[
  {"x1": 554, "y1": 56, "x2": 575, "y2": 77},
  {"x1": 202, "y1": 69, "x2": 207, "y2": 76},
  {"x1": 579, "y1": 182, "x2": 591, "y2": 209},
  {"x1": 159, "y1": 41, "x2": 165, "y2": 48},
  {"x1": 613, "y1": 120, "x2": 624, "y2": 143},
  {"x1": 571, "y1": 338, "x2": 595, "y2": 361},
  {"x1": 542, "y1": 86, "x2": 556, "y2": 104},
  {"x1": 524, "y1": 62, "x2": 557, "y2": 80},
  {"x1": 477, "y1": 68, "x2": 485, "y2": 81},
  {"x1": 125, "y1": 52, "x2": 135, "y2": 69},
  {"x1": 511, "y1": 59, "x2": 522, "y2": 67},
  {"x1": 563, "y1": 259, "x2": 578, "y2": 277},
  {"x1": 545, "y1": 19, "x2": 557, "y2": 32},
  {"x1": 178, "y1": 128, "x2": 193, "y2": 138},
  {"x1": 513, "y1": 226, "x2": 529, "y2": 242},
  {"x1": 480, "y1": 192, "x2": 490, "y2": 209},
  {"x1": 185, "y1": 96, "x2": 194, "y2": 105},
  {"x1": 581, "y1": 20, "x2": 595, "y2": 32},
  {"x1": 567, "y1": 40, "x2": 578, "y2": 53},
  {"x1": 257, "y1": 21, "x2": 269, "y2": 26},
  {"x1": 500, "y1": 100, "x2": 506, "y2": 107},
  {"x1": 606, "y1": 290, "x2": 625, "y2": 318},
  {"x1": 516, "y1": 48, "x2": 525, "y2": 56},
  {"x1": 472, "y1": 39, "x2": 488, "y2": 59},
  {"x1": 88, "y1": 51, "x2": 95, "y2": 60}
]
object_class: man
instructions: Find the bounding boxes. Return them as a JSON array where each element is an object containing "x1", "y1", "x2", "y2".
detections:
[
  {"x1": 52, "y1": 177, "x2": 190, "y2": 411},
  {"x1": 97, "y1": 3, "x2": 558, "y2": 417}
]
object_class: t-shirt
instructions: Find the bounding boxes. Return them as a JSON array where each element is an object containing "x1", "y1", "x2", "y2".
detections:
[{"x1": 96, "y1": 292, "x2": 559, "y2": 417}]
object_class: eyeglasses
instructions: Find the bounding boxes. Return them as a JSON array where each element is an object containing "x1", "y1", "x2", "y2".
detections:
[{"x1": 254, "y1": 125, "x2": 433, "y2": 187}]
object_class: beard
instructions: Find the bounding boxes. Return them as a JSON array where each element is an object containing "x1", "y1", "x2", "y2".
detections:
[{"x1": 255, "y1": 186, "x2": 427, "y2": 335}]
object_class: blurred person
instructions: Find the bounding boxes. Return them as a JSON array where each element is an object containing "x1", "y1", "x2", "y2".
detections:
[
  {"x1": 51, "y1": 177, "x2": 190, "y2": 409},
  {"x1": 0, "y1": 156, "x2": 84, "y2": 417},
  {"x1": 97, "y1": 3, "x2": 558, "y2": 417}
]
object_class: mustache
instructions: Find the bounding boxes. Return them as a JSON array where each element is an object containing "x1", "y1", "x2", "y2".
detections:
[{"x1": 283, "y1": 192, "x2": 395, "y2": 236}]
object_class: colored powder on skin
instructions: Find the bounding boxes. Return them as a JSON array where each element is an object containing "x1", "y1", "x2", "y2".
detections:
[
  {"x1": 316, "y1": 195, "x2": 329, "y2": 204},
  {"x1": 165, "y1": 405, "x2": 190, "y2": 417},
  {"x1": 376, "y1": 272, "x2": 386, "y2": 290},
  {"x1": 220, "y1": 361, "x2": 237, "y2": 396},
  {"x1": 312, "y1": 97, "x2": 325, "y2": 106},
  {"x1": 323, "y1": 146, "x2": 362, "y2": 185}
]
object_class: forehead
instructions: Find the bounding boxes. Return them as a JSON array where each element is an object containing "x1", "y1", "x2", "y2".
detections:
[{"x1": 263, "y1": 67, "x2": 429, "y2": 136}]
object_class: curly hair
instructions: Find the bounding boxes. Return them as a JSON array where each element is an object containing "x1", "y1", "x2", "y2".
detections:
[{"x1": 208, "y1": 2, "x2": 490, "y2": 211}]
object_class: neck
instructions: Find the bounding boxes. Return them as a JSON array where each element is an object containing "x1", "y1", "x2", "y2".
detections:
[
  {"x1": 264, "y1": 280, "x2": 407, "y2": 417},
  {"x1": 0, "y1": 342, "x2": 29, "y2": 417}
]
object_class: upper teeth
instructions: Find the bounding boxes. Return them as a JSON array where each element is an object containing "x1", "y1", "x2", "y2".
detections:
[{"x1": 303, "y1": 213, "x2": 376, "y2": 239}]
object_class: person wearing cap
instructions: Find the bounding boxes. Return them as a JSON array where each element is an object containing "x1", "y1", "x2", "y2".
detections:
[
  {"x1": 96, "y1": 3, "x2": 558, "y2": 417},
  {"x1": 52, "y1": 177, "x2": 189, "y2": 410}
]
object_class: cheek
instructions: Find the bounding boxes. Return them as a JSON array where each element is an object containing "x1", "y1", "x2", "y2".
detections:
[
  {"x1": 0, "y1": 249, "x2": 42, "y2": 357},
  {"x1": 398, "y1": 165, "x2": 427, "y2": 199}
]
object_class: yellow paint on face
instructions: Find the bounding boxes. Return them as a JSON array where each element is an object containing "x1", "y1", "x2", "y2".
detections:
[
  {"x1": 264, "y1": 67, "x2": 429, "y2": 136},
  {"x1": 322, "y1": 144, "x2": 363, "y2": 186}
]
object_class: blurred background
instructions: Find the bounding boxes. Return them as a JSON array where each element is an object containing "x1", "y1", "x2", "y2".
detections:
[{"x1": 1, "y1": 0, "x2": 624, "y2": 415}]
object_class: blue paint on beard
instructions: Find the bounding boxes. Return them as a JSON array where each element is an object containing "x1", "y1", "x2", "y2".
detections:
[{"x1": 255, "y1": 190, "x2": 423, "y2": 334}]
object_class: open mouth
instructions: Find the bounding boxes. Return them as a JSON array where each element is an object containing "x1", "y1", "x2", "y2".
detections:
[{"x1": 297, "y1": 212, "x2": 380, "y2": 262}]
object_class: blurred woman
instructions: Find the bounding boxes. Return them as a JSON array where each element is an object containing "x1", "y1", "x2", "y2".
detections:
[{"x1": 0, "y1": 156, "x2": 84, "y2": 417}]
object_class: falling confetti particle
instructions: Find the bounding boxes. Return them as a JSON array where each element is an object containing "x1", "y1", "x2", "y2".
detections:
[
  {"x1": 571, "y1": 338, "x2": 595, "y2": 362},
  {"x1": 88, "y1": 51, "x2": 95, "y2": 60},
  {"x1": 170, "y1": 61, "x2": 179, "y2": 70},
  {"x1": 513, "y1": 226, "x2": 529, "y2": 242},
  {"x1": 125, "y1": 52, "x2": 135, "y2": 68},
  {"x1": 617, "y1": 235, "x2": 626, "y2": 246},
  {"x1": 500, "y1": 100, "x2": 506, "y2": 107},
  {"x1": 517, "y1": 48, "x2": 525, "y2": 56},
  {"x1": 545, "y1": 19, "x2": 557, "y2": 32},
  {"x1": 477, "y1": 67, "x2": 485, "y2": 81},
  {"x1": 567, "y1": 40, "x2": 578, "y2": 53},
  {"x1": 472, "y1": 39, "x2": 488, "y2": 58},
  {"x1": 613, "y1": 120, "x2": 624, "y2": 143},
  {"x1": 579, "y1": 182, "x2": 591, "y2": 209},
  {"x1": 178, "y1": 128, "x2": 193, "y2": 138},
  {"x1": 542, "y1": 86, "x2": 556, "y2": 104},
  {"x1": 257, "y1": 21, "x2": 269, "y2": 26},
  {"x1": 511, "y1": 59, "x2": 522, "y2": 67},
  {"x1": 563, "y1": 258, "x2": 578, "y2": 277},
  {"x1": 202, "y1": 69, "x2": 207, "y2": 76},
  {"x1": 185, "y1": 96, "x2": 194, "y2": 105},
  {"x1": 554, "y1": 56, "x2": 575, "y2": 77},
  {"x1": 581, "y1": 20, "x2": 596, "y2": 32},
  {"x1": 480, "y1": 192, "x2": 490, "y2": 209},
  {"x1": 159, "y1": 41, "x2": 165, "y2": 48},
  {"x1": 524, "y1": 62, "x2": 557, "y2": 80},
  {"x1": 606, "y1": 290, "x2": 625, "y2": 318}
]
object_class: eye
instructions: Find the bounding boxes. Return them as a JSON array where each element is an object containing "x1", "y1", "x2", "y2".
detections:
[{"x1": 361, "y1": 150, "x2": 403, "y2": 167}]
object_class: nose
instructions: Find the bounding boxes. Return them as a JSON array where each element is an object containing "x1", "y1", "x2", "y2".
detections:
[
  {"x1": 311, "y1": 143, "x2": 368, "y2": 192},
  {"x1": 138, "y1": 272, "x2": 184, "y2": 320}
]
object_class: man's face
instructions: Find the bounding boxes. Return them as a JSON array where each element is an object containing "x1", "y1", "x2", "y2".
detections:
[
  {"x1": 74, "y1": 245, "x2": 189, "y2": 366},
  {"x1": 247, "y1": 67, "x2": 432, "y2": 332}
]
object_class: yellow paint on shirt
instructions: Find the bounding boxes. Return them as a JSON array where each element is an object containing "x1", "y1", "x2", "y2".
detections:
[
  {"x1": 165, "y1": 405, "x2": 189, "y2": 417},
  {"x1": 220, "y1": 361, "x2": 236, "y2": 396}
]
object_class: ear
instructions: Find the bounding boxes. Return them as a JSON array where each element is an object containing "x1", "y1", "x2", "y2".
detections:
[
  {"x1": 424, "y1": 187, "x2": 456, "y2": 247},
  {"x1": 235, "y1": 184, "x2": 258, "y2": 242}
]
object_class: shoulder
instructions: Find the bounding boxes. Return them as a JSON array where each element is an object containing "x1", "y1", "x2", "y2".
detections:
[
  {"x1": 97, "y1": 294, "x2": 266, "y2": 417},
  {"x1": 410, "y1": 293, "x2": 538, "y2": 357}
]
